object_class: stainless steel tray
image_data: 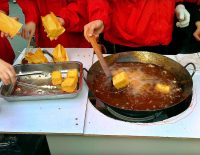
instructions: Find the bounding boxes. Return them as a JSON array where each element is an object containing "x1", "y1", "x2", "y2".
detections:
[{"x1": 0, "y1": 61, "x2": 83, "y2": 102}]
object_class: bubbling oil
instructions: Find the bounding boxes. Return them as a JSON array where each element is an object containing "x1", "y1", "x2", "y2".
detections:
[{"x1": 92, "y1": 62, "x2": 183, "y2": 111}]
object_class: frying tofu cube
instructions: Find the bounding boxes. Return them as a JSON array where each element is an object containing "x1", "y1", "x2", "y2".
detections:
[
  {"x1": 61, "y1": 77, "x2": 77, "y2": 93},
  {"x1": 67, "y1": 69, "x2": 78, "y2": 83},
  {"x1": 51, "y1": 71, "x2": 62, "y2": 85},
  {"x1": 112, "y1": 71, "x2": 129, "y2": 90},
  {"x1": 155, "y1": 83, "x2": 170, "y2": 94}
]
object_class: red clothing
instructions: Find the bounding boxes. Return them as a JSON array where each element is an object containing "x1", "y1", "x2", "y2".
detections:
[
  {"x1": 88, "y1": 0, "x2": 187, "y2": 48},
  {"x1": 0, "y1": 37, "x2": 15, "y2": 64},
  {"x1": 17, "y1": 0, "x2": 90, "y2": 48},
  {"x1": 0, "y1": 0, "x2": 15, "y2": 64}
]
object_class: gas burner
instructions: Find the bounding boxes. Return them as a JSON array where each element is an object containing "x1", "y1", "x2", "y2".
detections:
[
  {"x1": 107, "y1": 106, "x2": 164, "y2": 122},
  {"x1": 89, "y1": 94, "x2": 192, "y2": 123}
]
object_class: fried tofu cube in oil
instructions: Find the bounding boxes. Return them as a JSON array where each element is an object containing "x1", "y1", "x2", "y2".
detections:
[
  {"x1": 155, "y1": 83, "x2": 170, "y2": 94},
  {"x1": 51, "y1": 71, "x2": 62, "y2": 85},
  {"x1": 112, "y1": 71, "x2": 129, "y2": 90},
  {"x1": 61, "y1": 77, "x2": 77, "y2": 93}
]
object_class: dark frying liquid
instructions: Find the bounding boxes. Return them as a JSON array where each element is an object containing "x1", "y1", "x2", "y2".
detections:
[{"x1": 92, "y1": 62, "x2": 183, "y2": 111}]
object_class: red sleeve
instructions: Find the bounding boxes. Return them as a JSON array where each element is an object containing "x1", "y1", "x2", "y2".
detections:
[
  {"x1": 87, "y1": 0, "x2": 111, "y2": 32},
  {"x1": 57, "y1": 0, "x2": 88, "y2": 32},
  {"x1": 17, "y1": 0, "x2": 39, "y2": 24},
  {"x1": 0, "y1": 0, "x2": 9, "y2": 14}
]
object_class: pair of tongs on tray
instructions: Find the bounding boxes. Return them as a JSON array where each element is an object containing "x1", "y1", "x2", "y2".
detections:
[
  {"x1": 17, "y1": 81, "x2": 58, "y2": 90},
  {"x1": 16, "y1": 71, "x2": 59, "y2": 92}
]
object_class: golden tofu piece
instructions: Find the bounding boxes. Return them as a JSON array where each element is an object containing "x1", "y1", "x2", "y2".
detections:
[
  {"x1": 67, "y1": 69, "x2": 78, "y2": 83},
  {"x1": 41, "y1": 12, "x2": 65, "y2": 41},
  {"x1": 155, "y1": 83, "x2": 170, "y2": 94},
  {"x1": 34, "y1": 48, "x2": 48, "y2": 63},
  {"x1": 0, "y1": 12, "x2": 22, "y2": 38},
  {"x1": 61, "y1": 77, "x2": 77, "y2": 93},
  {"x1": 51, "y1": 71, "x2": 62, "y2": 85},
  {"x1": 52, "y1": 44, "x2": 69, "y2": 62},
  {"x1": 25, "y1": 48, "x2": 48, "y2": 64},
  {"x1": 112, "y1": 71, "x2": 129, "y2": 90}
]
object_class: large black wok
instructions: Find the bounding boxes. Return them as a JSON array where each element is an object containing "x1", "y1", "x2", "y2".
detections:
[{"x1": 86, "y1": 51, "x2": 195, "y2": 116}]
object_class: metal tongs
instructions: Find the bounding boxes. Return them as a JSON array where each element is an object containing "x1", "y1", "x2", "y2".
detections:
[
  {"x1": 16, "y1": 71, "x2": 44, "y2": 77},
  {"x1": 15, "y1": 71, "x2": 59, "y2": 92},
  {"x1": 42, "y1": 49, "x2": 54, "y2": 62},
  {"x1": 17, "y1": 81, "x2": 58, "y2": 90}
]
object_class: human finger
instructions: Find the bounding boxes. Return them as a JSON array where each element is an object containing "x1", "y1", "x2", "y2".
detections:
[
  {"x1": 22, "y1": 26, "x2": 30, "y2": 40},
  {"x1": 6, "y1": 68, "x2": 16, "y2": 84},
  {"x1": 193, "y1": 31, "x2": 200, "y2": 42},
  {"x1": 84, "y1": 25, "x2": 91, "y2": 42},
  {"x1": 1, "y1": 72, "x2": 11, "y2": 85},
  {"x1": 1, "y1": 32, "x2": 4, "y2": 38},
  {"x1": 29, "y1": 28, "x2": 35, "y2": 40},
  {"x1": 21, "y1": 27, "x2": 26, "y2": 39}
]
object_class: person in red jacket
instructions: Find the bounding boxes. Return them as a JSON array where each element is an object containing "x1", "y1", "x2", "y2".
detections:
[
  {"x1": 84, "y1": 0, "x2": 191, "y2": 54},
  {"x1": 0, "y1": 0, "x2": 16, "y2": 85},
  {"x1": 17, "y1": 0, "x2": 90, "y2": 48}
]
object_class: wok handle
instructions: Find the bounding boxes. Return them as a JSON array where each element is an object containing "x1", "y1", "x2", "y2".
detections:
[
  {"x1": 184, "y1": 63, "x2": 196, "y2": 77},
  {"x1": 88, "y1": 36, "x2": 112, "y2": 78},
  {"x1": 83, "y1": 68, "x2": 89, "y2": 84}
]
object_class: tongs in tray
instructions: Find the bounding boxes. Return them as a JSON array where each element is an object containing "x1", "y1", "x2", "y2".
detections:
[
  {"x1": 17, "y1": 81, "x2": 58, "y2": 90},
  {"x1": 17, "y1": 71, "x2": 44, "y2": 76},
  {"x1": 16, "y1": 71, "x2": 59, "y2": 93}
]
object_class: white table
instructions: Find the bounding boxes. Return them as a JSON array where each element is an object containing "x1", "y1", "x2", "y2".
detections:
[
  {"x1": 1, "y1": 50, "x2": 200, "y2": 155},
  {"x1": 77, "y1": 53, "x2": 200, "y2": 155},
  {"x1": 0, "y1": 48, "x2": 94, "y2": 154}
]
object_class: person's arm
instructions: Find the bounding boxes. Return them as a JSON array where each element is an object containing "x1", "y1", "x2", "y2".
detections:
[
  {"x1": 56, "y1": 0, "x2": 88, "y2": 32},
  {"x1": 84, "y1": 0, "x2": 111, "y2": 42},
  {"x1": 87, "y1": 0, "x2": 110, "y2": 30},
  {"x1": 0, "y1": 0, "x2": 9, "y2": 14},
  {"x1": 17, "y1": 0, "x2": 38, "y2": 40},
  {"x1": 0, "y1": 1, "x2": 16, "y2": 85},
  {"x1": 17, "y1": 0, "x2": 39, "y2": 24}
]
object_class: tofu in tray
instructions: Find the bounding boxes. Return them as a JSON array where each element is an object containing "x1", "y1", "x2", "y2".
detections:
[{"x1": 0, "y1": 62, "x2": 83, "y2": 102}]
